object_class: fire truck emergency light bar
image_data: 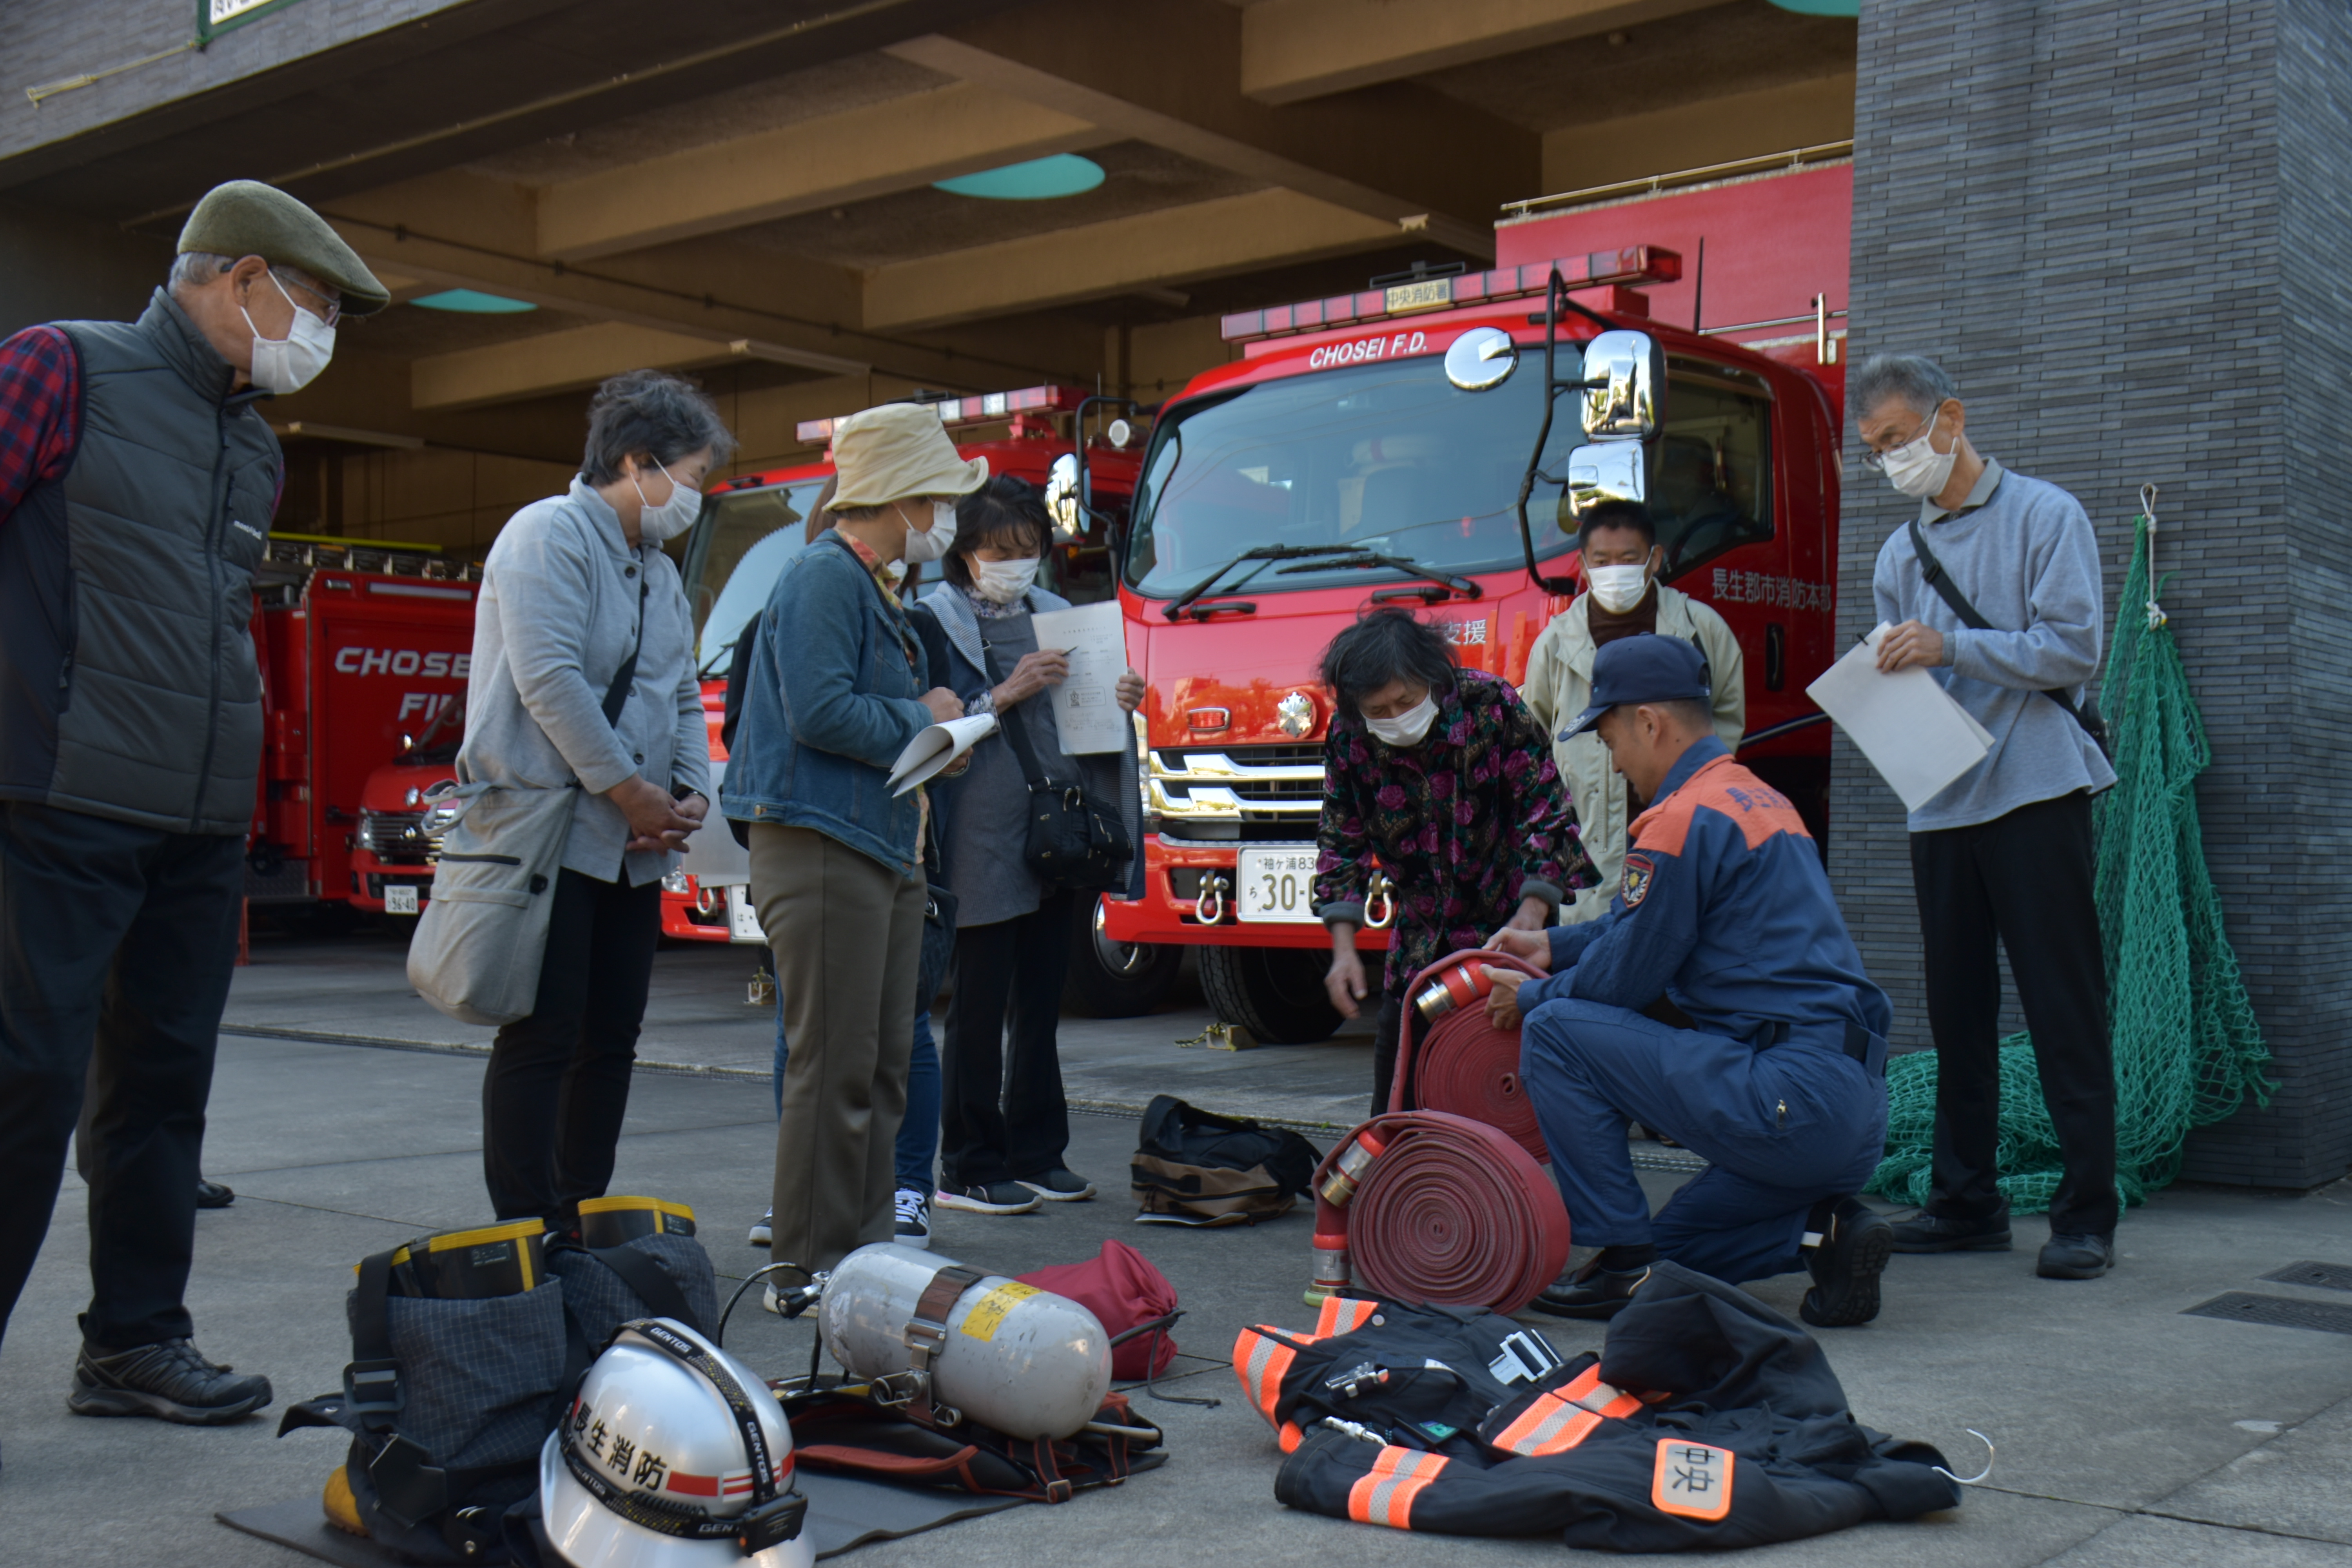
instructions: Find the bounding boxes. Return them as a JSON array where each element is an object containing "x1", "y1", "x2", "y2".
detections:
[
  {"x1": 1220, "y1": 246, "x2": 1682, "y2": 344},
  {"x1": 796, "y1": 384, "x2": 1086, "y2": 445}
]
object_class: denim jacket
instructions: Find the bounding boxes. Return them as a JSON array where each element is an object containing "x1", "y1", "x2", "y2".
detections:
[{"x1": 720, "y1": 533, "x2": 932, "y2": 878}]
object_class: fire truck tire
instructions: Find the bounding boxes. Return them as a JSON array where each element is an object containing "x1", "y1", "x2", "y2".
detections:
[
  {"x1": 1199, "y1": 945, "x2": 1341, "y2": 1045},
  {"x1": 1062, "y1": 897, "x2": 1182, "y2": 1018}
]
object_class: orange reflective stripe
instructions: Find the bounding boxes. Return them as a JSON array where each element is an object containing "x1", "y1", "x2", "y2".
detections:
[
  {"x1": 1314, "y1": 1296, "x2": 1377, "y2": 1338},
  {"x1": 1493, "y1": 1366, "x2": 1644, "y2": 1455},
  {"x1": 1232, "y1": 1329, "x2": 1298, "y2": 1432},
  {"x1": 1279, "y1": 1420, "x2": 1303, "y2": 1453},
  {"x1": 1346, "y1": 1446, "x2": 1450, "y2": 1528}
]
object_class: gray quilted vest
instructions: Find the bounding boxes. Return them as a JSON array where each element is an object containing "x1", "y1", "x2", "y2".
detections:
[{"x1": 0, "y1": 289, "x2": 280, "y2": 834}]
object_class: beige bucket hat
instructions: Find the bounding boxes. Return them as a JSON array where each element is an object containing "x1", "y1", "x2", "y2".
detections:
[{"x1": 829, "y1": 403, "x2": 989, "y2": 508}]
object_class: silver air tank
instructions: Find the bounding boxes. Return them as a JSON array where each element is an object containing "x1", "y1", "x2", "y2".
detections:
[{"x1": 818, "y1": 1243, "x2": 1112, "y2": 1440}]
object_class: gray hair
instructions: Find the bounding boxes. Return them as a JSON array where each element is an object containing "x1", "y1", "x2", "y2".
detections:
[
  {"x1": 1849, "y1": 354, "x2": 1956, "y2": 423},
  {"x1": 581, "y1": 369, "x2": 737, "y2": 486},
  {"x1": 168, "y1": 251, "x2": 237, "y2": 291}
]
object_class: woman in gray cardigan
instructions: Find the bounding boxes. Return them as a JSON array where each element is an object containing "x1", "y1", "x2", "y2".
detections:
[
  {"x1": 911, "y1": 478, "x2": 1143, "y2": 1215},
  {"x1": 459, "y1": 370, "x2": 728, "y2": 1223}
]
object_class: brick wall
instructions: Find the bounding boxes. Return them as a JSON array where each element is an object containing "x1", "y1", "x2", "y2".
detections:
[{"x1": 1838, "y1": 0, "x2": 2348, "y2": 1187}]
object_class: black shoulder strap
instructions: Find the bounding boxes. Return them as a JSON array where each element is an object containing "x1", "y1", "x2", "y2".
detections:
[
  {"x1": 978, "y1": 640, "x2": 1053, "y2": 789},
  {"x1": 590, "y1": 1243, "x2": 701, "y2": 1334},
  {"x1": 601, "y1": 573, "x2": 649, "y2": 729},
  {"x1": 344, "y1": 1248, "x2": 405, "y2": 1436},
  {"x1": 1906, "y1": 517, "x2": 2098, "y2": 735}
]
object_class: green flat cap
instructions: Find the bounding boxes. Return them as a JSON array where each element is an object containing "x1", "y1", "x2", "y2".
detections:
[{"x1": 178, "y1": 180, "x2": 390, "y2": 317}]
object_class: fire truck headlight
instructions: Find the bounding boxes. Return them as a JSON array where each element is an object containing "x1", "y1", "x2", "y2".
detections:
[{"x1": 662, "y1": 869, "x2": 692, "y2": 895}]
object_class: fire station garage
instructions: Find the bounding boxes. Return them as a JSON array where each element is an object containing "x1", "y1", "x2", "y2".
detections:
[{"x1": 2, "y1": 0, "x2": 2346, "y2": 1191}]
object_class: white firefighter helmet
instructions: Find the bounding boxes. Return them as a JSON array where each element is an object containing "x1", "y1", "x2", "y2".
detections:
[{"x1": 540, "y1": 1318, "x2": 812, "y2": 1568}]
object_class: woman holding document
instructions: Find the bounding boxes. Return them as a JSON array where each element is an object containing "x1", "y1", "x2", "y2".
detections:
[
  {"x1": 720, "y1": 404, "x2": 979, "y2": 1272},
  {"x1": 909, "y1": 477, "x2": 1145, "y2": 1216}
]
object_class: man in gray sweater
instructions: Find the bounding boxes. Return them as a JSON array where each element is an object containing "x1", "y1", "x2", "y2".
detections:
[{"x1": 1854, "y1": 354, "x2": 2119, "y2": 1281}]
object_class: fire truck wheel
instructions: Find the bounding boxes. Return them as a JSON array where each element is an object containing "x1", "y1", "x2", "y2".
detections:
[
  {"x1": 1198, "y1": 945, "x2": 1341, "y2": 1045},
  {"x1": 1063, "y1": 896, "x2": 1183, "y2": 1018}
]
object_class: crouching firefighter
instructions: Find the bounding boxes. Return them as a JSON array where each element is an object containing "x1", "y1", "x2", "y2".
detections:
[{"x1": 1483, "y1": 635, "x2": 1893, "y2": 1327}]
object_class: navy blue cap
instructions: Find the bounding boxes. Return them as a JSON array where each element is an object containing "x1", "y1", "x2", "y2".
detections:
[{"x1": 1557, "y1": 634, "x2": 1711, "y2": 740}]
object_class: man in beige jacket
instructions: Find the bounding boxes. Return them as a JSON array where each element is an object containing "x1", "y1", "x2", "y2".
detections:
[{"x1": 1521, "y1": 500, "x2": 1744, "y2": 924}]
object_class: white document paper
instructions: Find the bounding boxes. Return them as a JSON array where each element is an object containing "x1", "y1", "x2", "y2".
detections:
[
  {"x1": 1804, "y1": 623, "x2": 1994, "y2": 813},
  {"x1": 888, "y1": 713, "x2": 999, "y2": 796},
  {"x1": 1028, "y1": 600, "x2": 1131, "y2": 755}
]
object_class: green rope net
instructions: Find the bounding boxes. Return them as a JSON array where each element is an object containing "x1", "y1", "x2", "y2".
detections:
[{"x1": 1868, "y1": 506, "x2": 2275, "y2": 1213}]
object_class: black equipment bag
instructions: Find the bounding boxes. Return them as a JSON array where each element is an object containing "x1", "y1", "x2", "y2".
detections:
[
  {"x1": 979, "y1": 641, "x2": 1132, "y2": 892},
  {"x1": 1131, "y1": 1094, "x2": 1322, "y2": 1225},
  {"x1": 279, "y1": 1205, "x2": 722, "y2": 1564},
  {"x1": 1906, "y1": 516, "x2": 2109, "y2": 755}
]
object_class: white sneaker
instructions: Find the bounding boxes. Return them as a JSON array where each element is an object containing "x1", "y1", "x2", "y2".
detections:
[
  {"x1": 934, "y1": 1181, "x2": 1042, "y2": 1216},
  {"x1": 762, "y1": 1282, "x2": 784, "y2": 1315},
  {"x1": 894, "y1": 1189, "x2": 932, "y2": 1249},
  {"x1": 747, "y1": 1209, "x2": 772, "y2": 1247}
]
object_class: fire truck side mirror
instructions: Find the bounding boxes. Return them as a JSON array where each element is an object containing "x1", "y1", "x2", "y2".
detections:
[
  {"x1": 1045, "y1": 452, "x2": 1083, "y2": 538},
  {"x1": 1579, "y1": 330, "x2": 1663, "y2": 441},
  {"x1": 1561, "y1": 441, "x2": 1648, "y2": 525}
]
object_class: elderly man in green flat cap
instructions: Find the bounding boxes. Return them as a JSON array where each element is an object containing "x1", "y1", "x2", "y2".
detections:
[{"x1": 0, "y1": 180, "x2": 385, "y2": 1433}]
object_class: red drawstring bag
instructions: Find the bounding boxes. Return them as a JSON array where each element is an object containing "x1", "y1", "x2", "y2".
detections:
[{"x1": 1018, "y1": 1239, "x2": 1180, "y2": 1380}]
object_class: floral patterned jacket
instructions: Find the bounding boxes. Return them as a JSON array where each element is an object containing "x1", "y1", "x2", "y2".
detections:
[{"x1": 1313, "y1": 668, "x2": 1595, "y2": 1004}]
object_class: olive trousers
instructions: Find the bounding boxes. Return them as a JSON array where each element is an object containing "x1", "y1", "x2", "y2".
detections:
[{"x1": 751, "y1": 824, "x2": 925, "y2": 1272}]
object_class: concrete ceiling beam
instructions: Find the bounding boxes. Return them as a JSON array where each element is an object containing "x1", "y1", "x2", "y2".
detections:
[
  {"x1": 537, "y1": 82, "x2": 1111, "y2": 262},
  {"x1": 411, "y1": 322, "x2": 741, "y2": 412},
  {"x1": 888, "y1": 0, "x2": 1539, "y2": 261},
  {"x1": 1238, "y1": 0, "x2": 1722, "y2": 105},
  {"x1": 864, "y1": 187, "x2": 1399, "y2": 330}
]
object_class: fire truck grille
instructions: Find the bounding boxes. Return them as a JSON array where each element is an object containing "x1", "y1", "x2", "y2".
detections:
[
  {"x1": 357, "y1": 810, "x2": 448, "y2": 864},
  {"x1": 1148, "y1": 744, "x2": 1326, "y2": 842}
]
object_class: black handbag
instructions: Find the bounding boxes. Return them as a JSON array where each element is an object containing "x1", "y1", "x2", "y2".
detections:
[
  {"x1": 1907, "y1": 517, "x2": 2109, "y2": 757},
  {"x1": 983, "y1": 642, "x2": 1132, "y2": 893}
]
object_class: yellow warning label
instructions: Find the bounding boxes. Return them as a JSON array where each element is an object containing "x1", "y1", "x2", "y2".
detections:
[{"x1": 959, "y1": 1281, "x2": 1042, "y2": 1343}]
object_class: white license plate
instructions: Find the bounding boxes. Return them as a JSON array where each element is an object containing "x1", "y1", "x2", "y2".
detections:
[
  {"x1": 1236, "y1": 848, "x2": 1321, "y2": 923},
  {"x1": 726, "y1": 885, "x2": 765, "y2": 944},
  {"x1": 384, "y1": 884, "x2": 419, "y2": 915}
]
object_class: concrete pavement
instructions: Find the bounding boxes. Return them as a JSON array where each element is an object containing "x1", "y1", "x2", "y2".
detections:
[{"x1": 2, "y1": 934, "x2": 2350, "y2": 1564}]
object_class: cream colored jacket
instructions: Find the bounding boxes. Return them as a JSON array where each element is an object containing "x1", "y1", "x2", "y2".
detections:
[{"x1": 1519, "y1": 584, "x2": 1745, "y2": 923}]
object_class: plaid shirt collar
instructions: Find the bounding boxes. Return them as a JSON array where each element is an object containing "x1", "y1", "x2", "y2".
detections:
[{"x1": 830, "y1": 527, "x2": 904, "y2": 606}]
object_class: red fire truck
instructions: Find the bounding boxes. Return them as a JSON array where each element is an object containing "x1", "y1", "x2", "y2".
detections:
[
  {"x1": 1096, "y1": 157, "x2": 1853, "y2": 1043},
  {"x1": 248, "y1": 536, "x2": 481, "y2": 924}
]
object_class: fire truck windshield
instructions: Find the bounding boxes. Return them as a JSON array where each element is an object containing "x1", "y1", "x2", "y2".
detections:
[
  {"x1": 686, "y1": 479, "x2": 828, "y2": 675},
  {"x1": 1123, "y1": 350, "x2": 1777, "y2": 597},
  {"x1": 1123, "y1": 354, "x2": 1585, "y2": 599}
]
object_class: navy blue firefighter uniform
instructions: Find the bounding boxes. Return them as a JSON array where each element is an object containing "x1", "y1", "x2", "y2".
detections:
[{"x1": 1516, "y1": 734, "x2": 1892, "y2": 1288}]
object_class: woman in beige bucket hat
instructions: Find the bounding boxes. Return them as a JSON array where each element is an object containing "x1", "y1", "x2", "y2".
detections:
[{"x1": 720, "y1": 403, "x2": 984, "y2": 1273}]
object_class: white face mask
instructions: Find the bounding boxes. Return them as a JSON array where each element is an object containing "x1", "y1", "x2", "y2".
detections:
[
  {"x1": 1880, "y1": 405, "x2": 1958, "y2": 498},
  {"x1": 1586, "y1": 562, "x2": 1651, "y2": 614},
  {"x1": 630, "y1": 457, "x2": 701, "y2": 543},
  {"x1": 900, "y1": 499, "x2": 960, "y2": 564},
  {"x1": 1364, "y1": 692, "x2": 1439, "y2": 748},
  {"x1": 241, "y1": 271, "x2": 336, "y2": 395},
  {"x1": 970, "y1": 555, "x2": 1040, "y2": 604}
]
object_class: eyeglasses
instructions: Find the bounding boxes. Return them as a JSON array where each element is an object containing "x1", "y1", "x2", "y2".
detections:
[
  {"x1": 270, "y1": 268, "x2": 342, "y2": 329},
  {"x1": 1858, "y1": 402, "x2": 1946, "y2": 470}
]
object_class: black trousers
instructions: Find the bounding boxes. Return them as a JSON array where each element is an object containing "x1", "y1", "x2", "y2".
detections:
[
  {"x1": 940, "y1": 891, "x2": 1074, "y2": 1189},
  {"x1": 1909, "y1": 790, "x2": 2118, "y2": 1236},
  {"x1": 0, "y1": 801, "x2": 243, "y2": 1352},
  {"x1": 481, "y1": 867, "x2": 661, "y2": 1221}
]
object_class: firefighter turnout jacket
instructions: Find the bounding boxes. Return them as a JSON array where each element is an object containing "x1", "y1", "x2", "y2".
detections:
[{"x1": 1236, "y1": 1264, "x2": 1961, "y2": 1550}]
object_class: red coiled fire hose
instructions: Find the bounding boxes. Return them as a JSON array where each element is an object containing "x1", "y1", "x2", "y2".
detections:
[
  {"x1": 1305, "y1": 1110, "x2": 1570, "y2": 1316},
  {"x1": 1389, "y1": 950, "x2": 1552, "y2": 1163}
]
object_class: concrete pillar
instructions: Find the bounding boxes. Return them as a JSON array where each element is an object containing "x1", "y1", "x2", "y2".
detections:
[{"x1": 1836, "y1": 0, "x2": 2348, "y2": 1187}]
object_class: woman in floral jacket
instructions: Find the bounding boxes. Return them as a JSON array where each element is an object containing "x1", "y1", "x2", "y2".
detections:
[{"x1": 1315, "y1": 608, "x2": 1594, "y2": 1115}]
